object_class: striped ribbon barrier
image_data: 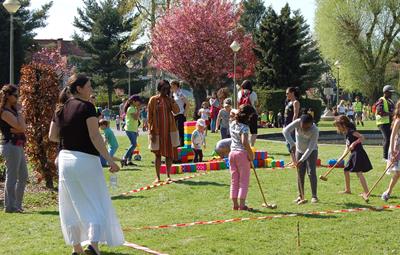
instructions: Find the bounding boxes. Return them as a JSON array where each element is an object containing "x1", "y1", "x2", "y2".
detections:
[
  {"x1": 124, "y1": 241, "x2": 169, "y2": 255},
  {"x1": 120, "y1": 172, "x2": 210, "y2": 196},
  {"x1": 124, "y1": 204, "x2": 400, "y2": 231}
]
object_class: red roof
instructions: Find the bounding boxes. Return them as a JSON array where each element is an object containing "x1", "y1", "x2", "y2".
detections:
[{"x1": 34, "y1": 39, "x2": 89, "y2": 58}]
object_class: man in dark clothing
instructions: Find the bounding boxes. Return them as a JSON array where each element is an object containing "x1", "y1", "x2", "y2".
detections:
[{"x1": 376, "y1": 85, "x2": 395, "y2": 160}]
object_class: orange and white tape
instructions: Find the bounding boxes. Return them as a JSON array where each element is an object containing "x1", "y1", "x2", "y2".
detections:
[
  {"x1": 120, "y1": 172, "x2": 210, "y2": 196},
  {"x1": 124, "y1": 204, "x2": 400, "y2": 230},
  {"x1": 124, "y1": 241, "x2": 168, "y2": 255}
]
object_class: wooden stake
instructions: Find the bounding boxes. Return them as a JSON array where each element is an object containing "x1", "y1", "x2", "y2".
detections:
[{"x1": 297, "y1": 221, "x2": 300, "y2": 247}]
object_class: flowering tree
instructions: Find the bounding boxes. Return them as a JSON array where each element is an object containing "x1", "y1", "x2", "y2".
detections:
[
  {"x1": 151, "y1": 0, "x2": 256, "y2": 113},
  {"x1": 32, "y1": 48, "x2": 70, "y2": 81},
  {"x1": 20, "y1": 64, "x2": 59, "y2": 189}
]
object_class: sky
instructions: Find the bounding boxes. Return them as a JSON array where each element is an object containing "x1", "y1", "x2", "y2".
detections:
[{"x1": 29, "y1": 0, "x2": 316, "y2": 40}]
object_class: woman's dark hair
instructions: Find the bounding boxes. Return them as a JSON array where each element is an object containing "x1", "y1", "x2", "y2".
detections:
[
  {"x1": 287, "y1": 87, "x2": 300, "y2": 100},
  {"x1": 67, "y1": 74, "x2": 89, "y2": 95},
  {"x1": 157, "y1": 79, "x2": 170, "y2": 92},
  {"x1": 170, "y1": 80, "x2": 180, "y2": 88},
  {"x1": 55, "y1": 86, "x2": 71, "y2": 115},
  {"x1": 241, "y1": 80, "x2": 252, "y2": 92},
  {"x1": 0, "y1": 84, "x2": 18, "y2": 111},
  {"x1": 55, "y1": 74, "x2": 89, "y2": 116},
  {"x1": 236, "y1": 104, "x2": 256, "y2": 125}
]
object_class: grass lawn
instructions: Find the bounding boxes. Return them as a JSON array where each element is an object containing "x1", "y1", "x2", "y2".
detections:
[{"x1": 1, "y1": 120, "x2": 400, "y2": 255}]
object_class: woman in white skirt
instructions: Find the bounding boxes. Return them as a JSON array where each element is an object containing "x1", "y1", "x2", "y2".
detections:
[{"x1": 49, "y1": 74, "x2": 124, "y2": 255}]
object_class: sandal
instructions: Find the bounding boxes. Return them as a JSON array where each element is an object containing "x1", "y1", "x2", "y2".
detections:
[
  {"x1": 239, "y1": 206, "x2": 253, "y2": 211},
  {"x1": 153, "y1": 179, "x2": 161, "y2": 185}
]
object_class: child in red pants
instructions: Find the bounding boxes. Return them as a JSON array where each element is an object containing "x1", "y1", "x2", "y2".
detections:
[{"x1": 229, "y1": 105, "x2": 256, "y2": 211}]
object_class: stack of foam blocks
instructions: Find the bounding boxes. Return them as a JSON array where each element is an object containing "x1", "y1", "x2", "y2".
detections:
[
  {"x1": 177, "y1": 121, "x2": 196, "y2": 163},
  {"x1": 252, "y1": 151, "x2": 285, "y2": 168}
]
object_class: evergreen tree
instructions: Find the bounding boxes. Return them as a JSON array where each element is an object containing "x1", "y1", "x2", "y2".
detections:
[
  {"x1": 254, "y1": 4, "x2": 326, "y2": 92},
  {"x1": 294, "y1": 11, "x2": 329, "y2": 91},
  {"x1": 0, "y1": 0, "x2": 52, "y2": 85},
  {"x1": 73, "y1": 0, "x2": 133, "y2": 107},
  {"x1": 240, "y1": 0, "x2": 266, "y2": 34}
]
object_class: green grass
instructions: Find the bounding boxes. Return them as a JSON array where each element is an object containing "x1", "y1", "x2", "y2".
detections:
[{"x1": 1, "y1": 120, "x2": 400, "y2": 255}]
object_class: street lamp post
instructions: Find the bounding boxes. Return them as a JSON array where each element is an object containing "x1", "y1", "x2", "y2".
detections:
[
  {"x1": 126, "y1": 59, "x2": 134, "y2": 96},
  {"x1": 334, "y1": 60, "x2": 341, "y2": 105},
  {"x1": 230, "y1": 40, "x2": 241, "y2": 109},
  {"x1": 3, "y1": 0, "x2": 21, "y2": 85}
]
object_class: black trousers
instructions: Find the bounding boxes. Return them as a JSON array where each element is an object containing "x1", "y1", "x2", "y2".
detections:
[
  {"x1": 175, "y1": 114, "x2": 186, "y2": 147},
  {"x1": 193, "y1": 149, "x2": 203, "y2": 163},
  {"x1": 378, "y1": 123, "x2": 391, "y2": 160}
]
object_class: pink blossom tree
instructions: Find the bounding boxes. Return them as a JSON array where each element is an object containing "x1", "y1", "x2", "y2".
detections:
[
  {"x1": 32, "y1": 48, "x2": 71, "y2": 81},
  {"x1": 151, "y1": 0, "x2": 256, "y2": 114}
]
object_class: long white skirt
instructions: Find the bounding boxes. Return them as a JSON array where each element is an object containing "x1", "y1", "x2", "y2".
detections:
[{"x1": 58, "y1": 150, "x2": 124, "y2": 246}]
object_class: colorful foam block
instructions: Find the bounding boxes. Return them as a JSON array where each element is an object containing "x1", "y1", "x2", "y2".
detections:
[{"x1": 184, "y1": 121, "x2": 196, "y2": 126}]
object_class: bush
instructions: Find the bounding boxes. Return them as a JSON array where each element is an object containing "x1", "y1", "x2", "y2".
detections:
[
  {"x1": 20, "y1": 64, "x2": 59, "y2": 188},
  {"x1": 254, "y1": 88, "x2": 322, "y2": 123}
]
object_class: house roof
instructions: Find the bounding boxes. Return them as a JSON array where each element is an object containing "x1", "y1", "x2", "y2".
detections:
[{"x1": 34, "y1": 39, "x2": 89, "y2": 58}]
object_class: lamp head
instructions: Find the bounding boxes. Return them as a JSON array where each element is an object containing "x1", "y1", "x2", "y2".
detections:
[
  {"x1": 126, "y1": 59, "x2": 134, "y2": 69},
  {"x1": 230, "y1": 41, "x2": 241, "y2": 53},
  {"x1": 3, "y1": 0, "x2": 21, "y2": 14}
]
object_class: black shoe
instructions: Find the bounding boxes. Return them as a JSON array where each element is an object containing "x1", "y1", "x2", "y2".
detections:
[
  {"x1": 120, "y1": 159, "x2": 127, "y2": 167},
  {"x1": 84, "y1": 245, "x2": 99, "y2": 255}
]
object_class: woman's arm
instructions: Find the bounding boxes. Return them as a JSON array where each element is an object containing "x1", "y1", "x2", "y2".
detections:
[
  {"x1": 1, "y1": 111, "x2": 26, "y2": 133},
  {"x1": 48, "y1": 121, "x2": 60, "y2": 143},
  {"x1": 293, "y1": 100, "x2": 300, "y2": 120},
  {"x1": 148, "y1": 98, "x2": 154, "y2": 133},
  {"x1": 87, "y1": 117, "x2": 119, "y2": 172}
]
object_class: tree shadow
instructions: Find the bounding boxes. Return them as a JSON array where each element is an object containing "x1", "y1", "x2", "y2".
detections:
[
  {"x1": 111, "y1": 195, "x2": 145, "y2": 201},
  {"x1": 175, "y1": 180, "x2": 229, "y2": 187}
]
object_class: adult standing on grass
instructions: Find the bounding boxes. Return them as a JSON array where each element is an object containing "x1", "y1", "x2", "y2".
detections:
[
  {"x1": 0, "y1": 85, "x2": 28, "y2": 213},
  {"x1": 237, "y1": 80, "x2": 259, "y2": 146},
  {"x1": 148, "y1": 80, "x2": 180, "y2": 183},
  {"x1": 353, "y1": 96, "x2": 364, "y2": 126},
  {"x1": 337, "y1": 100, "x2": 346, "y2": 116},
  {"x1": 284, "y1": 87, "x2": 301, "y2": 166},
  {"x1": 171, "y1": 80, "x2": 189, "y2": 147},
  {"x1": 375, "y1": 85, "x2": 395, "y2": 161},
  {"x1": 49, "y1": 74, "x2": 124, "y2": 255},
  {"x1": 121, "y1": 95, "x2": 141, "y2": 167}
]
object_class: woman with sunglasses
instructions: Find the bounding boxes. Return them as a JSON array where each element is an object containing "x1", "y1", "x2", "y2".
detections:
[{"x1": 0, "y1": 84, "x2": 28, "y2": 213}]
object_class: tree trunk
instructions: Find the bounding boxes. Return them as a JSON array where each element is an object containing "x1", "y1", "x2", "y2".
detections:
[
  {"x1": 192, "y1": 85, "x2": 207, "y2": 119},
  {"x1": 106, "y1": 77, "x2": 113, "y2": 108}
]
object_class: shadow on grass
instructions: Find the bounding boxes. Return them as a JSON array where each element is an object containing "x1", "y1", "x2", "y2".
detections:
[
  {"x1": 102, "y1": 251, "x2": 133, "y2": 255},
  {"x1": 35, "y1": 210, "x2": 59, "y2": 216},
  {"x1": 111, "y1": 195, "x2": 145, "y2": 200},
  {"x1": 175, "y1": 180, "x2": 229, "y2": 187},
  {"x1": 120, "y1": 167, "x2": 141, "y2": 172},
  {"x1": 249, "y1": 208, "x2": 338, "y2": 219}
]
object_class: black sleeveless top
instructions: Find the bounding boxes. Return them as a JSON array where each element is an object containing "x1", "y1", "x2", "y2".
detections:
[
  {"x1": 284, "y1": 101, "x2": 294, "y2": 127},
  {"x1": 0, "y1": 108, "x2": 26, "y2": 145}
]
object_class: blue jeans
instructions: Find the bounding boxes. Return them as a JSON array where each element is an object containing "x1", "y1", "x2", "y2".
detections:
[
  {"x1": 123, "y1": 131, "x2": 138, "y2": 161},
  {"x1": 220, "y1": 127, "x2": 230, "y2": 139},
  {"x1": 100, "y1": 146, "x2": 118, "y2": 167}
]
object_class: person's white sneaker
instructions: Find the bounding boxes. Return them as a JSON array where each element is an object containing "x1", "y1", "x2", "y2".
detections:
[{"x1": 311, "y1": 197, "x2": 319, "y2": 203}]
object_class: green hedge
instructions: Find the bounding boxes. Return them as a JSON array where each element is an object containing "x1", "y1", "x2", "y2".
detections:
[{"x1": 254, "y1": 88, "x2": 322, "y2": 123}]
